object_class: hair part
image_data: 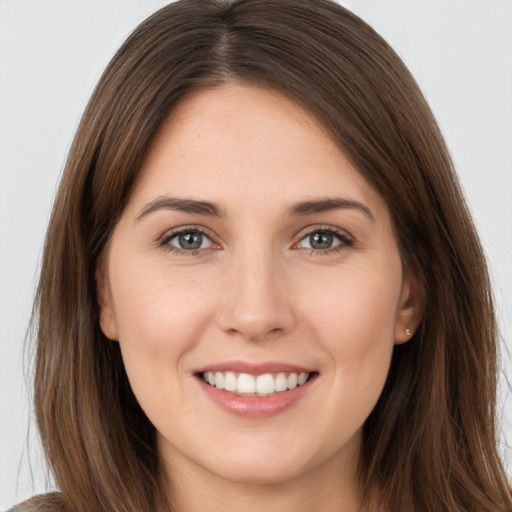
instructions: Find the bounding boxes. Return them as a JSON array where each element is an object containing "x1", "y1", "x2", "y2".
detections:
[{"x1": 31, "y1": 1, "x2": 511, "y2": 511}]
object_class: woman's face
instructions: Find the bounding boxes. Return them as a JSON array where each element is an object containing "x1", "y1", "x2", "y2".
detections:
[{"x1": 99, "y1": 84, "x2": 419, "y2": 488}]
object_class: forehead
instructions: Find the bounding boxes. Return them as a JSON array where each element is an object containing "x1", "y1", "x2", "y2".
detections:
[{"x1": 126, "y1": 83, "x2": 387, "y2": 218}]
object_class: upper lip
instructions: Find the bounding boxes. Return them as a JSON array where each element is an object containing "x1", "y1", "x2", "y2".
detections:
[{"x1": 194, "y1": 360, "x2": 315, "y2": 375}]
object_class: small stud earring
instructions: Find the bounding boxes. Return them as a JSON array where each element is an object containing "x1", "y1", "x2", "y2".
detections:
[{"x1": 405, "y1": 328, "x2": 412, "y2": 336}]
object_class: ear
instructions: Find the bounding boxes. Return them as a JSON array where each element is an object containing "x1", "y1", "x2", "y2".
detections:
[
  {"x1": 95, "y1": 269, "x2": 119, "y2": 341},
  {"x1": 394, "y1": 273, "x2": 424, "y2": 344}
]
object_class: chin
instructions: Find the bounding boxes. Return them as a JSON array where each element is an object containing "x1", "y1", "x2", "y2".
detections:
[
  {"x1": 203, "y1": 453, "x2": 313, "y2": 486},
  {"x1": 193, "y1": 429, "x2": 359, "y2": 487}
]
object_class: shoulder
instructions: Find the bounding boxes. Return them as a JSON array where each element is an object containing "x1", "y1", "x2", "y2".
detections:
[{"x1": 7, "y1": 493, "x2": 66, "y2": 512}]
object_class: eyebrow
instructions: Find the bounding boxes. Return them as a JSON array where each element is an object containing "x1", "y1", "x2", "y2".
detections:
[
  {"x1": 136, "y1": 196, "x2": 375, "y2": 222},
  {"x1": 136, "y1": 196, "x2": 225, "y2": 220},
  {"x1": 289, "y1": 198, "x2": 375, "y2": 221}
]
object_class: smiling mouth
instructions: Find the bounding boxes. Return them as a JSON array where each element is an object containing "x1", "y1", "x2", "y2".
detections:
[{"x1": 199, "y1": 371, "x2": 316, "y2": 397}]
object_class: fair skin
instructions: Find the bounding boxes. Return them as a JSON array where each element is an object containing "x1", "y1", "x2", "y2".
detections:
[{"x1": 98, "y1": 84, "x2": 421, "y2": 512}]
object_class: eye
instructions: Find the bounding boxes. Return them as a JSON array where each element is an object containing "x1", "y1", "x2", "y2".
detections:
[
  {"x1": 297, "y1": 228, "x2": 352, "y2": 252},
  {"x1": 162, "y1": 229, "x2": 213, "y2": 253}
]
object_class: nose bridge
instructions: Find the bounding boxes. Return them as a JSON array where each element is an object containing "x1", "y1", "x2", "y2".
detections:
[{"x1": 219, "y1": 241, "x2": 295, "y2": 341}]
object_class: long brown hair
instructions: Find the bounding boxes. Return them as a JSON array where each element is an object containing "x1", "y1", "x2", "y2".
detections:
[{"x1": 25, "y1": 0, "x2": 511, "y2": 510}]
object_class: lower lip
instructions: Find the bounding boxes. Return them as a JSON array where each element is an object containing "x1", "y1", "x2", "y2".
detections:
[{"x1": 198, "y1": 375, "x2": 317, "y2": 419}]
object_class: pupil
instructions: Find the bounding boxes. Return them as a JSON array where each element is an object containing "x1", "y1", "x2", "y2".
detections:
[
  {"x1": 179, "y1": 232, "x2": 202, "y2": 250},
  {"x1": 310, "y1": 232, "x2": 333, "y2": 249}
]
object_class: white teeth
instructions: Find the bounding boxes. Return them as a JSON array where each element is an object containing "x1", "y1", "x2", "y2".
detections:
[
  {"x1": 224, "y1": 371, "x2": 237, "y2": 391},
  {"x1": 256, "y1": 373, "x2": 275, "y2": 395},
  {"x1": 237, "y1": 373, "x2": 256, "y2": 394},
  {"x1": 214, "y1": 372, "x2": 224, "y2": 390},
  {"x1": 202, "y1": 371, "x2": 312, "y2": 395},
  {"x1": 287, "y1": 373, "x2": 298, "y2": 389},
  {"x1": 297, "y1": 372, "x2": 308, "y2": 386},
  {"x1": 275, "y1": 372, "x2": 288, "y2": 392}
]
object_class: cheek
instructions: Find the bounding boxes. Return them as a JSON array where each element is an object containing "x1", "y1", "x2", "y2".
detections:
[
  {"x1": 108, "y1": 263, "x2": 218, "y2": 388},
  {"x1": 112, "y1": 259, "x2": 211, "y2": 338},
  {"x1": 303, "y1": 263, "x2": 401, "y2": 344},
  {"x1": 109, "y1": 268, "x2": 219, "y2": 432},
  {"x1": 300, "y1": 263, "x2": 401, "y2": 407}
]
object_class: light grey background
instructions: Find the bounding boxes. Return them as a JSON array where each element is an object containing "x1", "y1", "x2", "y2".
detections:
[{"x1": 1, "y1": 0, "x2": 511, "y2": 507}]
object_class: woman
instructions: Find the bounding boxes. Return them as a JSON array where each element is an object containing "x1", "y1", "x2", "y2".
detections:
[{"x1": 8, "y1": 0, "x2": 512, "y2": 510}]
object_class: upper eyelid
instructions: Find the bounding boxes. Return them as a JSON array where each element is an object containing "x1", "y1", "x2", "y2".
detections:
[
  {"x1": 159, "y1": 225, "x2": 216, "y2": 243},
  {"x1": 296, "y1": 224, "x2": 353, "y2": 240}
]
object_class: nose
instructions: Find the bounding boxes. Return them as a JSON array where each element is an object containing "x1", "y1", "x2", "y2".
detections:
[{"x1": 217, "y1": 249, "x2": 297, "y2": 342}]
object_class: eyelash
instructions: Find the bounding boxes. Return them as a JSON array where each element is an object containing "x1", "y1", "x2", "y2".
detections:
[
  {"x1": 159, "y1": 226, "x2": 216, "y2": 256},
  {"x1": 295, "y1": 226, "x2": 354, "y2": 256},
  {"x1": 158, "y1": 225, "x2": 354, "y2": 256}
]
